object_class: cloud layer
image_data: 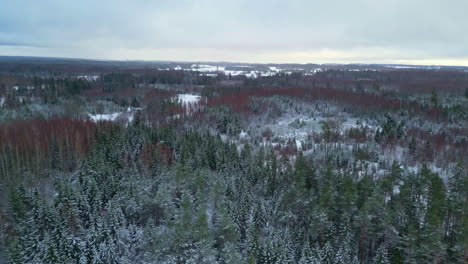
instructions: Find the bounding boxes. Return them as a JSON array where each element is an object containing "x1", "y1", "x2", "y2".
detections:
[{"x1": 1, "y1": 0, "x2": 467, "y2": 65}]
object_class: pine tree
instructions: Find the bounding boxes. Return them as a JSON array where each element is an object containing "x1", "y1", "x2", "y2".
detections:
[
  {"x1": 295, "y1": 151, "x2": 315, "y2": 193},
  {"x1": 8, "y1": 238, "x2": 24, "y2": 264},
  {"x1": 373, "y1": 244, "x2": 390, "y2": 264},
  {"x1": 99, "y1": 239, "x2": 120, "y2": 264},
  {"x1": 445, "y1": 163, "x2": 468, "y2": 262},
  {"x1": 248, "y1": 251, "x2": 257, "y2": 264},
  {"x1": 320, "y1": 241, "x2": 335, "y2": 264},
  {"x1": 431, "y1": 89, "x2": 439, "y2": 107},
  {"x1": 299, "y1": 244, "x2": 320, "y2": 264},
  {"x1": 215, "y1": 203, "x2": 238, "y2": 248},
  {"x1": 43, "y1": 234, "x2": 59, "y2": 264},
  {"x1": 8, "y1": 185, "x2": 30, "y2": 221},
  {"x1": 222, "y1": 242, "x2": 243, "y2": 264},
  {"x1": 375, "y1": 128, "x2": 382, "y2": 142},
  {"x1": 421, "y1": 171, "x2": 447, "y2": 263},
  {"x1": 267, "y1": 149, "x2": 278, "y2": 196}
]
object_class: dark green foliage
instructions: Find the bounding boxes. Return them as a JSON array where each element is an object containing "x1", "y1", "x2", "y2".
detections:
[
  {"x1": 377, "y1": 115, "x2": 405, "y2": 142},
  {"x1": 63, "y1": 79, "x2": 91, "y2": 95},
  {"x1": 431, "y1": 89, "x2": 439, "y2": 107},
  {"x1": 1, "y1": 121, "x2": 466, "y2": 264},
  {"x1": 102, "y1": 73, "x2": 136, "y2": 92}
]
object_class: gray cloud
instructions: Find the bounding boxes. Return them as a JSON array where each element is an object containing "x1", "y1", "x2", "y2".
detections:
[{"x1": 1, "y1": 0, "x2": 467, "y2": 65}]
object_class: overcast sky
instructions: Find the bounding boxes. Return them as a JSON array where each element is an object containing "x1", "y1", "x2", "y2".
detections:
[{"x1": 1, "y1": 0, "x2": 467, "y2": 65}]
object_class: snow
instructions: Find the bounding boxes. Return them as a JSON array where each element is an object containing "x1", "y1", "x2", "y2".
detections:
[
  {"x1": 0, "y1": 97, "x2": 5, "y2": 107},
  {"x1": 206, "y1": 206, "x2": 214, "y2": 228},
  {"x1": 172, "y1": 94, "x2": 203, "y2": 115},
  {"x1": 386, "y1": 65, "x2": 441, "y2": 70},
  {"x1": 89, "y1": 111, "x2": 136, "y2": 125},
  {"x1": 244, "y1": 71, "x2": 258, "y2": 78},
  {"x1": 389, "y1": 66, "x2": 420, "y2": 69},
  {"x1": 181, "y1": 64, "x2": 282, "y2": 78},
  {"x1": 175, "y1": 94, "x2": 201, "y2": 105},
  {"x1": 167, "y1": 114, "x2": 181, "y2": 120},
  {"x1": 341, "y1": 118, "x2": 376, "y2": 131},
  {"x1": 303, "y1": 68, "x2": 323, "y2": 75},
  {"x1": 239, "y1": 130, "x2": 248, "y2": 139},
  {"x1": 260, "y1": 71, "x2": 277, "y2": 77},
  {"x1": 77, "y1": 75, "x2": 99, "y2": 81},
  {"x1": 265, "y1": 115, "x2": 323, "y2": 142},
  {"x1": 191, "y1": 64, "x2": 225, "y2": 72},
  {"x1": 295, "y1": 139, "x2": 302, "y2": 151},
  {"x1": 223, "y1": 70, "x2": 243, "y2": 76},
  {"x1": 127, "y1": 113, "x2": 134, "y2": 124},
  {"x1": 220, "y1": 134, "x2": 228, "y2": 142},
  {"x1": 89, "y1": 113, "x2": 120, "y2": 122}
]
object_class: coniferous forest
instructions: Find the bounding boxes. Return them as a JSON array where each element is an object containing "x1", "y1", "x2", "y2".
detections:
[{"x1": 0, "y1": 58, "x2": 467, "y2": 263}]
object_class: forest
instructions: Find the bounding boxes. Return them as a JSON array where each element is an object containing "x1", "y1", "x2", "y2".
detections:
[{"x1": 0, "y1": 58, "x2": 467, "y2": 264}]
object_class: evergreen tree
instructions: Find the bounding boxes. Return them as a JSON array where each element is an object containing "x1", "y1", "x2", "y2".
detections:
[{"x1": 373, "y1": 244, "x2": 390, "y2": 264}]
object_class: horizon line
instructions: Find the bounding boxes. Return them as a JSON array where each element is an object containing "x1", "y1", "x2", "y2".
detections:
[{"x1": 1, "y1": 55, "x2": 467, "y2": 68}]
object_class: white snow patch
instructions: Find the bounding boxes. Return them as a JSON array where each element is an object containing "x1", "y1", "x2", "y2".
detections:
[
  {"x1": 204, "y1": 73, "x2": 218, "y2": 77},
  {"x1": 89, "y1": 111, "x2": 136, "y2": 125},
  {"x1": 244, "y1": 71, "x2": 259, "y2": 78},
  {"x1": 224, "y1": 70, "x2": 246, "y2": 76},
  {"x1": 260, "y1": 71, "x2": 277, "y2": 77},
  {"x1": 191, "y1": 64, "x2": 225, "y2": 72},
  {"x1": 127, "y1": 113, "x2": 134, "y2": 124},
  {"x1": 240, "y1": 130, "x2": 248, "y2": 139},
  {"x1": 89, "y1": 113, "x2": 120, "y2": 122},
  {"x1": 220, "y1": 134, "x2": 228, "y2": 142},
  {"x1": 295, "y1": 139, "x2": 302, "y2": 151},
  {"x1": 206, "y1": 206, "x2": 214, "y2": 228},
  {"x1": 184, "y1": 64, "x2": 282, "y2": 78},
  {"x1": 77, "y1": 75, "x2": 99, "y2": 81},
  {"x1": 175, "y1": 94, "x2": 201, "y2": 105}
]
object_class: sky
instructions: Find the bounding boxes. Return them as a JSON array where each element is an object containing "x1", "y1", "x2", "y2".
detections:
[{"x1": 1, "y1": 0, "x2": 467, "y2": 65}]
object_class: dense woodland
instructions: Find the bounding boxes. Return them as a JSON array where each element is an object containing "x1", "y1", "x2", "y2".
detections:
[{"x1": 0, "y1": 59, "x2": 467, "y2": 263}]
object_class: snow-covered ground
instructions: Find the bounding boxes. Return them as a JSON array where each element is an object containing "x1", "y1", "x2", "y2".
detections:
[
  {"x1": 89, "y1": 113, "x2": 121, "y2": 122},
  {"x1": 191, "y1": 64, "x2": 224, "y2": 72},
  {"x1": 174, "y1": 64, "x2": 288, "y2": 78},
  {"x1": 77, "y1": 75, "x2": 99, "y2": 81},
  {"x1": 175, "y1": 94, "x2": 201, "y2": 105},
  {"x1": 88, "y1": 107, "x2": 139, "y2": 123},
  {"x1": 385, "y1": 65, "x2": 441, "y2": 70},
  {"x1": 173, "y1": 94, "x2": 203, "y2": 115},
  {"x1": 161, "y1": 64, "x2": 329, "y2": 78}
]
